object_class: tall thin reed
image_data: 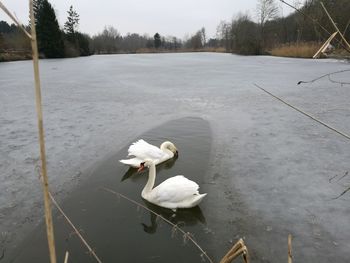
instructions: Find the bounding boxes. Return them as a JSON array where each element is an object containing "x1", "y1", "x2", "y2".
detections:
[
  {"x1": 0, "y1": 1, "x2": 57, "y2": 262},
  {"x1": 254, "y1": 83, "x2": 350, "y2": 141},
  {"x1": 288, "y1": 234, "x2": 292, "y2": 263},
  {"x1": 64, "y1": 252, "x2": 69, "y2": 263},
  {"x1": 29, "y1": 1, "x2": 57, "y2": 262},
  {"x1": 49, "y1": 192, "x2": 102, "y2": 263}
]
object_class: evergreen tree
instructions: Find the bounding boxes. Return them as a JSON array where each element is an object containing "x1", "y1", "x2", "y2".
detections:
[
  {"x1": 64, "y1": 6, "x2": 79, "y2": 35},
  {"x1": 63, "y1": 6, "x2": 91, "y2": 57},
  {"x1": 0, "y1": 21, "x2": 11, "y2": 33},
  {"x1": 33, "y1": 0, "x2": 44, "y2": 25},
  {"x1": 76, "y1": 32, "x2": 91, "y2": 56},
  {"x1": 35, "y1": 0, "x2": 64, "y2": 58},
  {"x1": 154, "y1": 33, "x2": 161, "y2": 49}
]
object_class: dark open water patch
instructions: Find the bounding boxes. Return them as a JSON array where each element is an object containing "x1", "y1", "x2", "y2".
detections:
[{"x1": 9, "y1": 117, "x2": 212, "y2": 263}]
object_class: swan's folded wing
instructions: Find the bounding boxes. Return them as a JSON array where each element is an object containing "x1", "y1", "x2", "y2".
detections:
[
  {"x1": 152, "y1": 175, "x2": 200, "y2": 203},
  {"x1": 119, "y1": 157, "x2": 144, "y2": 168},
  {"x1": 128, "y1": 139, "x2": 164, "y2": 159}
]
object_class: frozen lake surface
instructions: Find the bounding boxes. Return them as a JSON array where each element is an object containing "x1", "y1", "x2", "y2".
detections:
[{"x1": 0, "y1": 53, "x2": 350, "y2": 262}]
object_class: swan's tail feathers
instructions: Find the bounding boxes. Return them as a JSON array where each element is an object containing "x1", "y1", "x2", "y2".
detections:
[
  {"x1": 192, "y1": 193, "x2": 207, "y2": 207},
  {"x1": 119, "y1": 158, "x2": 143, "y2": 168}
]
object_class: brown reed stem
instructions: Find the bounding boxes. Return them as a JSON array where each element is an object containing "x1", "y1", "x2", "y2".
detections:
[
  {"x1": 219, "y1": 238, "x2": 249, "y2": 263},
  {"x1": 0, "y1": 1, "x2": 57, "y2": 262},
  {"x1": 332, "y1": 185, "x2": 350, "y2": 200},
  {"x1": 29, "y1": 1, "x2": 57, "y2": 262},
  {"x1": 288, "y1": 234, "x2": 292, "y2": 263},
  {"x1": 254, "y1": 83, "x2": 350, "y2": 141},
  {"x1": 320, "y1": 2, "x2": 350, "y2": 50},
  {"x1": 49, "y1": 192, "x2": 102, "y2": 263},
  {"x1": 297, "y1": 69, "x2": 350, "y2": 86},
  {"x1": 101, "y1": 187, "x2": 214, "y2": 263}
]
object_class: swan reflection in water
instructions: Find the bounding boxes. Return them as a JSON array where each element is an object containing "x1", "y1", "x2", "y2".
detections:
[
  {"x1": 141, "y1": 201, "x2": 206, "y2": 234},
  {"x1": 121, "y1": 154, "x2": 178, "y2": 182}
]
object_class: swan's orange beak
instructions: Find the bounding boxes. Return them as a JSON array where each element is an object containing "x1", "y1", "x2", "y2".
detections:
[{"x1": 137, "y1": 163, "x2": 145, "y2": 172}]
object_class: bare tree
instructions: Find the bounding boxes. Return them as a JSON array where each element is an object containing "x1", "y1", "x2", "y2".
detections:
[
  {"x1": 256, "y1": 0, "x2": 279, "y2": 49},
  {"x1": 216, "y1": 20, "x2": 232, "y2": 51},
  {"x1": 257, "y1": 0, "x2": 279, "y2": 27},
  {"x1": 93, "y1": 26, "x2": 121, "y2": 53},
  {"x1": 200, "y1": 27, "x2": 206, "y2": 46}
]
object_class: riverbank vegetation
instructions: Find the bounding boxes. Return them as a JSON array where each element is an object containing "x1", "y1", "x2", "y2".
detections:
[{"x1": 1, "y1": 0, "x2": 349, "y2": 61}]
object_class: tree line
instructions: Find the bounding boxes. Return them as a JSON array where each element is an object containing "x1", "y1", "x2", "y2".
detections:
[
  {"x1": 1, "y1": 0, "x2": 349, "y2": 60},
  {"x1": 216, "y1": 0, "x2": 350, "y2": 55}
]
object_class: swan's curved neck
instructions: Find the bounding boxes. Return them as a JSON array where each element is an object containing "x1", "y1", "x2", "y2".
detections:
[
  {"x1": 160, "y1": 142, "x2": 174, "y2": 158},
  {"x1": 142, "y1": 163, "x2": 156, "y2": 197}
]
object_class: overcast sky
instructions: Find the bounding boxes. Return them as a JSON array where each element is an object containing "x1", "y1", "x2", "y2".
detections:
[{"x1": 0, "y1": 0, "x2": 294, "y2": 39}]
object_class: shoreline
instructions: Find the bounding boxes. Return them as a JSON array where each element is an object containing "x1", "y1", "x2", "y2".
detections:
[{"x1": 2, "y1": 48, "x2": 348, "y2": 63}]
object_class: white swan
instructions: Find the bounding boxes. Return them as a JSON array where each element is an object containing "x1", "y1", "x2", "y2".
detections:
[
  {"x1": 138, "y1": 159, "x2": 207, "y2": 210},
  {"x1": 119, "y1": 139, "x2": 178, "y2": 168}
]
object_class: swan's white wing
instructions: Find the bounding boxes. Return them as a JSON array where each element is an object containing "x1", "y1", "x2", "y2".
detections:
[
  {"x1": 127, "y1": 139, "x2": 164, "y2": 160},
  {"x1": 119, "y1": 157, "x2": 144, "y2": 168},
  {"x1": 151, "y1": 175, "x2": 200, "y2": 203}
]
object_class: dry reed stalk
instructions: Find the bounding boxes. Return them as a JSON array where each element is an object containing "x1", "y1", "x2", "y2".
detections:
[
  {"x1": 29, "y1": 1, "x2": 57, "y2": 262},
  {"x1": 254, "y1": 83, "x2": 350, "y2": 141},
  {"x1": 101, "y1": 187, "x2": 214, "y2": 263},
  {"x1": 0, "y1": 2, "x2": 31, "y2": 39},
  {"x1": 64, "y1": 251, "x2": 69, "y2": 263},
  {"x1": 332, "y1": 185, "x2": 350, "y2": 200},
  {"x1": 288, "y1": 234, "x2": 292, "y2": 263},
  {"x1": 297, "y1": 69, "x2": 350, "y2": 86},
  {"x1": 320, "y1": 2, "x2": 350, "y2": 50},
  {"x1": 48, "y1": 192, "x2": 102, "y2": 263},
  {"x1": 219, "y1": 239, "x2": 249, "y2": 263},
  {"x1": 0, "y1": 1, "x2": 57, "y2": 262}
]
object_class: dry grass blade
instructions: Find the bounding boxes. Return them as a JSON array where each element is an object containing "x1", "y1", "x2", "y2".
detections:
[
  {"x1": 101, "y1": 187, "x2": 214, "y2": 263},
  {"x1": 254, "y1": 83, "x2": 350, "y2": 141},
  {"x1": 49, "y1": 192, "x2": 102, "y2": 263}
]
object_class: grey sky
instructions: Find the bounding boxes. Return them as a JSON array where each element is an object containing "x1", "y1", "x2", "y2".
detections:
[{"x1": 0, "y1": 0, "x2": 294, "y2": 39}]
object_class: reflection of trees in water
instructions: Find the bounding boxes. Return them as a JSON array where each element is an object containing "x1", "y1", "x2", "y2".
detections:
[
  {"x1": 141, "y1": 201, "x2": 206, "y2": 234},
  {"x1": 121, "y1": 155, "x2": 178, "y2": 182}
]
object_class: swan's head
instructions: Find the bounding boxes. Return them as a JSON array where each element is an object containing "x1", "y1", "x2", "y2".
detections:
[
  {"x1": 138, "y1": 158, "x2": 154, "y2": 172},
  {"x1": 160, "y1": 141, "x2": 178, "y2": 157}
]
